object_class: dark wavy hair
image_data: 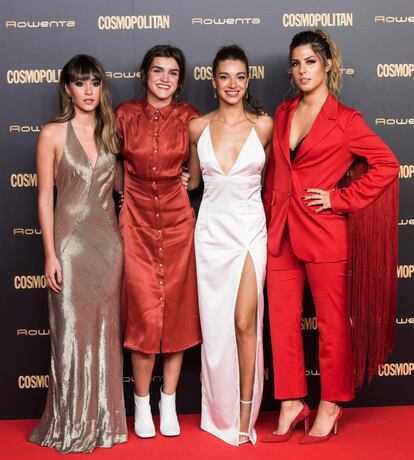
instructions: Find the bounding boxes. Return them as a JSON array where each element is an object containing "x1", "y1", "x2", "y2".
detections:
[
  {"x1": 140, "y1": 44, "x2": 186, "y2": 100},
  {"x1": 212, "y1": 45, "x2": 262, "y2": 117}
]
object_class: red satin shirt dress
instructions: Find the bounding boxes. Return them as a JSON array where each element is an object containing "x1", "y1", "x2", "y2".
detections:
[{"x1": 115, "y1": 99, "x2": 202, "y2": 354}]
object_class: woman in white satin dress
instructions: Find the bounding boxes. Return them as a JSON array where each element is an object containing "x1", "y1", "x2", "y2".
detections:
[{"x1": 186, "y1": 45, "x2": 273, "y2": 446}]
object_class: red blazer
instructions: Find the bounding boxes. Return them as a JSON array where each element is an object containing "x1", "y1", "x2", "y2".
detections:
[{"x1": 263, "y1": 93, "x2": 399, "y2": 263}]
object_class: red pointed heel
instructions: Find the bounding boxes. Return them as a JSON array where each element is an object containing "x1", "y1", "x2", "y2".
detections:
[
  {"x1": 261, "y1": 401, "x2": 310, "y2": 443},
  {"x1": 299, "y1": 407, "x2": 343, "y2": 445}
]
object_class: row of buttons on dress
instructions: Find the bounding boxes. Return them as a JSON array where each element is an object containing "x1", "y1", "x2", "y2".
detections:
[{"x1": 150, "y1": 110, "x2": 165, "y2": 305}]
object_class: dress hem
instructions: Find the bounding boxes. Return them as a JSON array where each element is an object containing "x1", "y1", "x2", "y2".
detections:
[
  {"x1": 28, "y1": 434, "x2": 128, "y2": 453},
  {"x1": 124, "y1": 339, "x2": 202, "y2": 354},
  {"x1": 200, "y1": 423, "x2": 257, "y2": 447}
]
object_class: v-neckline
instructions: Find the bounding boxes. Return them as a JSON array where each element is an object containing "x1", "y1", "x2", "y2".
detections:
[
  {"x1": 288, "y1": 94, "x2": 329, "y2": 152},
  {"x1": 69, "y1": 121, "x2": 99, "y2": 170},
  {"x1": 207, "y1": 125, "x2": 254, "y2": 176}
]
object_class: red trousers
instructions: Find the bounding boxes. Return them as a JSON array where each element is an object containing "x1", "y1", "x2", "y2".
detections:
[{"x1": 267, "y1": 232, "x2": 355, "y2": 402}]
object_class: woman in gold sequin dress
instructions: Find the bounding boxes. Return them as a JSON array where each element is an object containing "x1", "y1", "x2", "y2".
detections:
[{"x1": 29, "y1": 55, "x2": 127, "y2": 453}]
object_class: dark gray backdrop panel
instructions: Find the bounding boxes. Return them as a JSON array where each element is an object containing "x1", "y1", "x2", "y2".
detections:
[{"x1": 1, "y1": 0, "x2": 413, "y2": 419}]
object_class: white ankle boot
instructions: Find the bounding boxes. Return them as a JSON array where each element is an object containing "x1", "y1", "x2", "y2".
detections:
[
  {"x1": 159, "y1": 387, "x2": 180, "y2": 436},
  {"x1": 134, "y1": 393, "x2": 156, "y2": 438}
]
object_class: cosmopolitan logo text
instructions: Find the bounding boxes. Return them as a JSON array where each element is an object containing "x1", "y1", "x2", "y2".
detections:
[
  {"x1": 7, "y1": 69, "x2": 61, "y2": 84},
  {"x1": 301, "y1": 317, "x2": 318, "y2": 330},
  {"x1": 397, "y1": 265, "x2": 414, "y2": 279},
  {"x1": 194, "y1": 66, "x2": 264, "y2": 80},
  {"x1": 5, "y1": 20, "x2": 76, "y2": 29},
  {"x1": 10, "y1": 173, "x2": 37, "y2": 188},
  {"x1": 98, "y1": 15, "x2": 170, "y2": 30},
  {"x1": 399, "y1": 165, "x2": 414, "y2": 179},
  {"x1": 14, "y1": 275, "x2": 47, "y2": 289},
  {"x1": 377, "y1": 64, "x2": 414, "y2": 78},
  {"x1": 282, "y1": 13, "x2": 353, "y2": 27},
  {"x1": 192, "y1": 17, "x2": 261, "y2": 26},
  {"x1": 18, "y1": 375, "x2": 49, "y2": 389},
  {"x1": 378, "y1": 363, "x2": 414, "y2": 377}
]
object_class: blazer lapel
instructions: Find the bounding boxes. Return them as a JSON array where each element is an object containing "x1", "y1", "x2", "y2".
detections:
[
  {"x1": 277, "y1": 95, "x2": 300, "y2": 166},
  {"x1": 294, "y1": 93, "x2": 338, "y2": 161}
]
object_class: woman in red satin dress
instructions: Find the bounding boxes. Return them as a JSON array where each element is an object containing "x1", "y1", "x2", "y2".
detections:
[
  {"x1": 115, "y1": 45, "x2": 201, "y2": 439},
  {"x1": 262, "y1": 30, "x2": 399, "y2": 444}
]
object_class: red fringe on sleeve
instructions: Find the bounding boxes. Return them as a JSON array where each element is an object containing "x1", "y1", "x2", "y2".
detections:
[{"x1": 339, "y1": 159, "x2": 399, "y2": 390}]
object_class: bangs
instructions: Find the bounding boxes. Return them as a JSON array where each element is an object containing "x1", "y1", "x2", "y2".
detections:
[{"x1": 66, "y1": 55, "x2": 102, "y2": 83}]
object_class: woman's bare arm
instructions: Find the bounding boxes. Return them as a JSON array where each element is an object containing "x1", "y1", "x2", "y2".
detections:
[{"x1": 36, "y1": 124, "x2": 63, "y2": 292}]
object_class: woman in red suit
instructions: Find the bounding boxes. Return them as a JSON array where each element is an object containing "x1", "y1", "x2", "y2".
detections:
[
  {"x1": 262, "y1": 30, "x2": 399, "y2": 444},
  {"x1": 115, "y1": 45, "x2": 202, "y2": 439}
]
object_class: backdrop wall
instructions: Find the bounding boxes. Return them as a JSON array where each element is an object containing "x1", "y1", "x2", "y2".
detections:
[{"x1": 1, "y1": 0, "x2": 413, "y2": 419}]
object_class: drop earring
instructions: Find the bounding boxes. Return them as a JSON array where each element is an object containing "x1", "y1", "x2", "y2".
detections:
[{"x1": 213, "y1": 88, "x2": 217, "y2": 98}]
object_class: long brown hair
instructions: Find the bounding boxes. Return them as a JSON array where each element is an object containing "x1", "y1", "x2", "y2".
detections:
[
  {"x1": 212, "y1": 45, "x2": 263, "y2": 117},
  {"x1": 288, "y1": 29, "x2": 343, "y2": 97},
  {"x1": 55, "y1": 54, "x2": 119, "y2": 154}
]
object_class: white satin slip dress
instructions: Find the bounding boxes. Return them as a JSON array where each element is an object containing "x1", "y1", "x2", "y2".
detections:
[{"x1": 195, "y1": 123, "x2": 267, "y2": 446}]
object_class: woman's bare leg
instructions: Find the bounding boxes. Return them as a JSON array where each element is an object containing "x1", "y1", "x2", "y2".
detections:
[{"x1": 235, "y1": 252, "x2": 258, "y2": 443}]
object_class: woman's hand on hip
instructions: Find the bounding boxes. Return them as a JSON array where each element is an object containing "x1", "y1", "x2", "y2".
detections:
[{"x1": 303, "y1": 188, "x2": 332, "y2": 213}]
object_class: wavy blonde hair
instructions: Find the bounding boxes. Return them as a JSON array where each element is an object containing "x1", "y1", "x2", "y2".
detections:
[
  {"x1": 55, "y1": 54, "x2": 119, "y2": 154},
  {"x1": 288, "y1": 29, "x2": 343, "y2": 97}
]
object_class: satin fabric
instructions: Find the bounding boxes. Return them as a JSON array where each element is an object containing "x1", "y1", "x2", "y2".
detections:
[
  {"x1": 115, "y1": 99, "x2": 202, "y2": 353},
  {"x1": 29, "y1": 121, "x2": 128, "y2": 453},
  {"x1": 195, "y1": 125, "x2": 267, "y2": 446}
]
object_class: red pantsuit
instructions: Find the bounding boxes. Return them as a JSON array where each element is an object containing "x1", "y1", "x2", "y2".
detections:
[
  {"x1": 263, "y1": 94, "x2": 399, "y2": 401},
  {"x1": 267, "y1": 232, "x2": 351, "y2": 401}
]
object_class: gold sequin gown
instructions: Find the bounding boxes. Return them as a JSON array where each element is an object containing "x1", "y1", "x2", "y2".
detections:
[{"x1": 29, "y1": 121, "x2": 128, "y2": 453}]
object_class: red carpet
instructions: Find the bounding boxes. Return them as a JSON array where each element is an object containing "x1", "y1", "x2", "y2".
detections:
[{"x1": 1, "y1": 406, "x2": 413, "y2": 459}]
